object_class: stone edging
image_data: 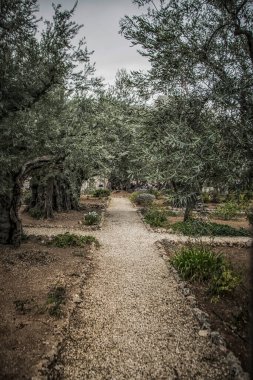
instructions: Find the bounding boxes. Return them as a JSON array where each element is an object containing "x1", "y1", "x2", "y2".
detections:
[{"x1": 155, "y1": 241, "x2": 249, "y2": 380}]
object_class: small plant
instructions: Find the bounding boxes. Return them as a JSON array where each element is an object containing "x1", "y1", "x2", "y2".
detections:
[
  {"x1": 246, "y1": 207, "x2": 253, "y2": 226},
  {"x1": 209, "y1": 268, "x2": 241, "y2": 296},
  {"x1": 144, "y1": 208, "x2": 168, "y2": 227},
  {"x1": 83, "y1": 211, "x2": 101, "y2": 225},
  {"x1": 171, "y1": 245, "x2": 223, "y2": 282},
  {"x1": 93, "y1": 189, "x2": 110, "y2": 198},
  {"x1": 135, "y1": 193, "x2": 155, "y2": 206},
  {"x1": 213, "y1": 201, "x2": 241, "y2": 220},
  {"x1": 14, "y1": 298, "x2": 34, "y2": 314},
  {"x1": 171, "y1": 245, "x2": 241, "y2": 297},
  {"x1": 129, "y1": 191, "x2": 140, "y2": 203},
  {"x1": 50, "y1": 232, "x2": 99, "y2": 248},
  {"x1": 170, "y1": 219, "x2": 250, "y2": 236},
  {"x1": 28, "y1": 207, "x2": 44, "y2": 219},
  {"x1": 201, "y1": 192, "x2": 211, "y2": 204},
  {"x1": 47, "y1": 286, "x2": 66, "y2": 317}
]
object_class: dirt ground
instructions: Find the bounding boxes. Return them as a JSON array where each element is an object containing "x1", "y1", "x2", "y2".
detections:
[
  {"x1": 0, "y1": 236, "x2": 96, "y2": 379},
  {"x1": 161, "y1": 241, "x2": 251, "y2": 372}
]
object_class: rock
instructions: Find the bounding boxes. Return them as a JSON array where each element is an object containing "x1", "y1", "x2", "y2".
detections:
[
  {"x1": 198, "y1": 330, "x2": 209, "y2": 337},
  {"x1": 73, "y1": 294, "x2": 82, "y2": 303}
]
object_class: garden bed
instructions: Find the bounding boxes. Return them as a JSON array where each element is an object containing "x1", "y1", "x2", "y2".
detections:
[
  {"x1": 160, "y1": 240, "x2": 251, "y2": 372},
  {"x1": 21, "y1": 196, "x2": 110, "y2": 230},
  {"x1": 0, "y1": 235, "x2": 97, "y2": 379}
]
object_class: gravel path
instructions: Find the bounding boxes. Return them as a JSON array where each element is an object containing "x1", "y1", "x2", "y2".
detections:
[{"x1": 26, "y1": 198, "x2": 232, "y2": 379}]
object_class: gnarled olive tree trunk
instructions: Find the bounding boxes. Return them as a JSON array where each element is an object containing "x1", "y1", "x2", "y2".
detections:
[
  {"x1": 28, "y1": 171, "x2": 80, "y2": 219},
  {"x1": 0, "y1": 156, "x2": 53, "y2": 246}
]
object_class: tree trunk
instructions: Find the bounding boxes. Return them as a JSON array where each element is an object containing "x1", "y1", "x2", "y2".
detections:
[
  {"x1": 28, "y1": 173, "x2": 80, "y2": 218},
  {"x1": 183, "y1": 203, "x2": 192, "y2": 222},
  {"x1": 0, "y1": 156, "x2": 54, "y2": 246}
]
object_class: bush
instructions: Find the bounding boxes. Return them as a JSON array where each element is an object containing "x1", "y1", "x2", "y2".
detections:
[
  {"x1": 213, "y1": 201, "x2": 241, "y2": 220},
  {"x1": 83, "y1": 211, "x2": 101, "y2": 225},
  {"x1": 144, "y1": 208, "x2": 168, "y2": 227},
  {"x1": 22, "y1": 190, "x2": 32, "y2": 205},
  {"x1": 93, "y1": 189, "x2": 110, "y2": 198},
  {"x1": 171, "y1": 245, "x2": 241, "y2": 296},
  {"x1": 246, "y1": 207, "x2": 253, "y2": 226},
  {"x1": 28, "y1": 207, "x2": 43, "y2": 219},
  {"x1": 171, "y1": 245, "x2": 223, "y2": 282},
  {"x1": 170, "y1": 219, "x2": 250, "y2": 236},
  {"x1": 135, "y1": 193, "x2": 155, "y2": 206},
  {"x1": 50, "y1": 232, "x2": 99, "y2": 248},
  {"x1": 202, "y1": 192, "x2": 211, "y2": 204}
]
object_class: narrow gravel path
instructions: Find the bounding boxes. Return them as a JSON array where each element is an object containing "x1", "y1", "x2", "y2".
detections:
[{"x1": 44, "y1": 197, "x2": 230, "y2": 380}]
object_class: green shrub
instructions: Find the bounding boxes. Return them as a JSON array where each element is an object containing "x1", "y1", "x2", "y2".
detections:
[
  {"x1": 93, "y1": 189, "x2": 110, "y2": 197},
  {"x1": 28, "y1": 207, "x2": 43, "y2": 219},
  {"x1": 171, "y1": 245, "x2": 241, "y2": 296},
  {"x1": 171, "y1": 245, "x2": 224, "y2": 282},
  {"x1": 83, "y1": 211, "x2": 101, "y2": 225},
  {"x1": 129, "y1": 191, "x2": 140, "y2": 203},
  {"x1": 135, "y1": 193, "x2": 155, "y2": 206},
  {"x1": 170, "y1": 219, "x2": 250, "y2": 236},
  {"x1": 22, "y1": 190, "x2": 32, "y2": 205},
  {"x1": 202, "y1": 192, "x2": 211, "y2": 203},
  {"x1": 246, "y1": 207, "x2": 253, "y2": 226},
  {"x1": 213, "y1": 201, "x2": 241, "y2": 220},
  {"x1": 50, "y1": 232, "x2": 99, "y2": 248},
  {"x1": 209, "y1": 268, "x2": 241, "y2": 296},
  {"x1": 147, "y1": 189, "x2": 161, "y2": 198},
  {"x1": 144, "y1": 208, "x2": 168, "y2": 227},
  {"x1": 47, "y1": 286, "x2": 66, "y2": 317}
]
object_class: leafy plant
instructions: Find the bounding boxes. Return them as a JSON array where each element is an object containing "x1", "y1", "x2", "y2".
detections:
[
  {"x1": 209, "y1": 269, "x2": 241, "y2": 296},
  {"x1": 49, "y1": 232, "x2": 99, "y2": 248},
  {"x1": 93, "y1": 189, "x2": 110, "y2": 198},
  {"x1": 83, "y1": 211, "x2": 101, "y2": 225},
  {"x1": 144, "y1": 208, "x2": 168, "y2": 227},
  {"x1": 213, "y1": 201, "x2": 241, "y2": 220},
  {"x1": 171, "y1": 245, "x2": 241, "y2": 296},
  {"x1": 47, "y1": 286, "x2": 66, "y2": 317},
  {"x1": 28, "y1": 207, "x2": 44, "y2": 219},
  {"x1": 171, "y1": 245, "x2": 224, "y2": 282},
  {"x1": 135, "y1": 193, "x2": 155, "y2": 206},
  {"x1": 246, "y1": 207, "x2": 253, "y2": 226},
  {"x1": 202, "y1": 192, "x2": 211, "y2": 204},
  {"x1": 170, "y1": 219, "x2": 250, "y2": 237}
]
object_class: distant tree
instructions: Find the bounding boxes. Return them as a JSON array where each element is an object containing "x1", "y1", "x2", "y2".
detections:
[{"x1": 120, "y1": 0, "x2": 253, "y2": 215}]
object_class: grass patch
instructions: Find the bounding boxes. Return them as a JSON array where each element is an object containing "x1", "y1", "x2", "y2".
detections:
[
  {"x1": 213, "y1": 201, "x2": 241, "y2": 220},
  {"x1": 47, "y1": 286, "x2": 66, "y2": 317},
  {"x1": 170, "y1": 219, "x2": 250, "y2": 236},
  {"x1": 49, "y1": 232, "x2": 99, "y2": 248},
  {"x1": 171, "y1": 245, "x2": 241, "y2": 297}
]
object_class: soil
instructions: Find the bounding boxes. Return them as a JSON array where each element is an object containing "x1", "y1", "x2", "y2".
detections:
[
  {"x1": 0, "y1": 237, "x2": 95, "y2": 379},
  {"x1": 161, "y1": 241, "x2": 251, "y2": 372}
]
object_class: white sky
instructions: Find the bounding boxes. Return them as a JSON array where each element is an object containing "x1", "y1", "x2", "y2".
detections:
[{"x1": 38, "y1": 0, "x2": 150, "y2": 85}]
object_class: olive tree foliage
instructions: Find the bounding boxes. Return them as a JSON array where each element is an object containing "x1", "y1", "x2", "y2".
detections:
[
  {"x1": 0, "y1": 0, "x2": 99, "y2": 245},
  {"x1": 120, "y1": 0, "x2": 253, "y2": 213}
]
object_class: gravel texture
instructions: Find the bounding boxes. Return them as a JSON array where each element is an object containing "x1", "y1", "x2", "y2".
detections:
[{"x1": 25, "y1": 198, "x2": 233, "y2": 379}]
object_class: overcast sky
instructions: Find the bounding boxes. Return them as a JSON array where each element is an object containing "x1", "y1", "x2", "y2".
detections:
[{"x1": 38, "y1": 0, "x2": 150, "y2": 85}]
